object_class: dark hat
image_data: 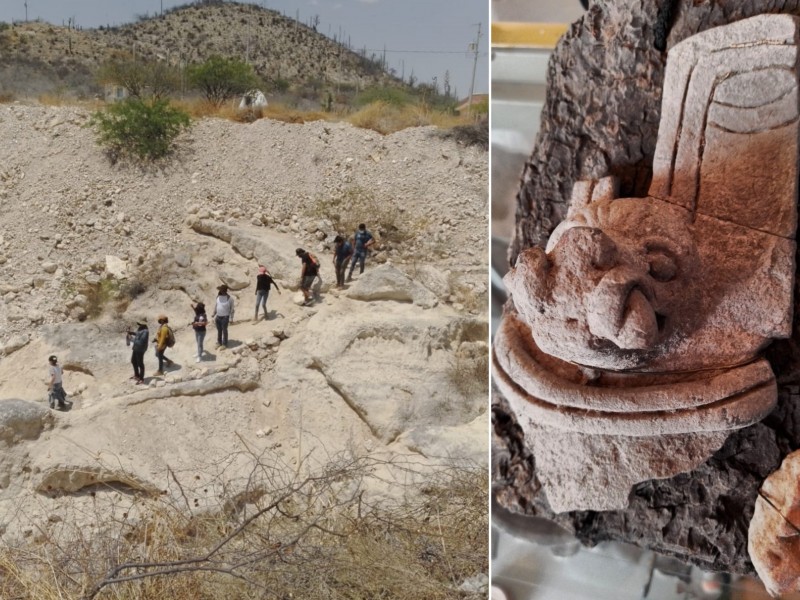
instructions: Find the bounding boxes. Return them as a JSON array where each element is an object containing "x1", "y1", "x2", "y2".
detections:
[
  {"x1": 217, "y1": 284, "x2": 228, "y2": 293},
  {"x1": 195, "y1": 302, "x2": 205, "y2": 311},
  {"x1": 295, "y1": 248, "x2": 306, "y2": 256}
]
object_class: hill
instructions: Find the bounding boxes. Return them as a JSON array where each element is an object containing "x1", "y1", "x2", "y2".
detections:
[
  {"x1": 0, "y1": 1, "x2": 403, "y2": 101},
  {"x1": 0, "y1": 102, "x2": 488, "y2": 596}
]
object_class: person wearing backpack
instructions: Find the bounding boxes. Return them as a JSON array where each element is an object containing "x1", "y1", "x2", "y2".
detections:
[
  {"x1": 347, "y1": 223, "x2": 375, "y2": 282},
  {"x1": 212, "y1": 285, "x2": 235, "y2": 348},
  {"x1": 126, "y1": 320, "x2": 149, "y2": 384},
  {"x1": 333, "y1": 235, "x2": 352, "y2": 288},
  {"x1": 191, "y1": 302, "x2": 208, "y2": 362},
  {"x1": 153, "y1": 314, "x2": 174, "y2": 376},
  {"x1": 254, "y1": 266, "x2": 281, "y2": 320},
  {"x1": 295, "y1": 248, "x2": 319, "y2": 306}
]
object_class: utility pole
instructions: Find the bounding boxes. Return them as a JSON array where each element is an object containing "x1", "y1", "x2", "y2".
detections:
[
  {"x1": 24, "y1": 1, "x2": 27, "y2": 22},
  {"x1": 467, "y1": 22, "x2": 482, "y2": 116}
]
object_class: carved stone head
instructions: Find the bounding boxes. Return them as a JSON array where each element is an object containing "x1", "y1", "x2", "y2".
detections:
[{"x1": 506, "y1": 196, "x2": 700, "y2": 370}]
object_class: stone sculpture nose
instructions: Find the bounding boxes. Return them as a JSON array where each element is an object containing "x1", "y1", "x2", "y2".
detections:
[{"x1": 586, "y1": 266, "x2": 659, "y2": 350}]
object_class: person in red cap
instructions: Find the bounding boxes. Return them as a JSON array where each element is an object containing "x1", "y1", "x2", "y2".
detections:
[{"x1": 254, "y1": 265, "x2": 281, "y2": 320}]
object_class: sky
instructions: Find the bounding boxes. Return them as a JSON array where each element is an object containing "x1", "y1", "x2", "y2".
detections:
[{"x1": 0, "y1": 0, "x2": 488, "y2": 98}]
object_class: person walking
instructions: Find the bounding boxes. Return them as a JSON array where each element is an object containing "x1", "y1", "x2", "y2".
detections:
[
  {"x1": 47, "y1": 355, "x2": 66, "y2": 410},
  {"x1": 154, "y1": 315, "x2": 174, "y2": 376},
  {"x1": 126, "y1": 320, "x2": 149, "y2": 384},
  {"x1": 254, "y1": 266, "x2": 281, "y2": 320},
  {"x1": 333, "y1": 235, "x2": 352, "y2": 288},
  {"x1": 347, "y1": 223, "x2": 375, "y2": 282},
  {"x1": 191, "y1": 302, "x2": 208, "y2": 362},
  {"x1": 212, "y1": 285, "x2": 235, "y2": 348},
  {"x1": 295, "y1": 248, "x2": 320, "y2": 306}
]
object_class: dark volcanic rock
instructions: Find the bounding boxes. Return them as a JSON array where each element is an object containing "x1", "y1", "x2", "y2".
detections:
[{"x1": 495, "y1": 0, "x2": 800, "y2": 576}]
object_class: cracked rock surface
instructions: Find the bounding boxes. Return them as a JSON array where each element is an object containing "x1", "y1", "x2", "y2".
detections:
[{"x1": 0, "y1": 105, "x2": 488, "y2": 539}]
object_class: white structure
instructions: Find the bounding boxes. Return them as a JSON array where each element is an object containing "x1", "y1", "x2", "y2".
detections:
[{"x1": 239, "y1": 89, "x2": 268, "y2": 109}]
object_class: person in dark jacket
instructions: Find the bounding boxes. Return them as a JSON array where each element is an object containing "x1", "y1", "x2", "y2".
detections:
[
  {"x1": 127, "y1": 320, "x2": 149, "y2": 384},
  {"x1": 333, "y1": 235, "x2": 352, "y2": 288},
  {"x1": 191, "y1": 303, "x2": 208, "y2": 362},
  {"x1": 254, "y1": 265, "x2": 281, "y2": 320},
  {"x1": 295, "y1": 248, "x2": 319, "y2": 306}
]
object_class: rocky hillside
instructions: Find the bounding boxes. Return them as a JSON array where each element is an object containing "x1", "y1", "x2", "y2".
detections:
[
  {"x1": 0, "y1": 102, "x2": 488, "y2": 552},
  {"x1": 0, "y1": 2, "x2": 400, "y2": 98}
]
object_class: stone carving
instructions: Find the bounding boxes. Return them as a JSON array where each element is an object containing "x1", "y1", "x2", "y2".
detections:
[
  {"x1": 494, "y1": 14, "x2": 800, "y2": 512},
  {"x1": 749, "y1": 450, "x2": 800, "y2": 597}
]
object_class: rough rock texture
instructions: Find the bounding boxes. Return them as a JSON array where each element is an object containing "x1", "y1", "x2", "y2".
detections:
[
  {"x1": 0, "y1": 105, "x2": 488, "y2": 541},
  {"x1": 0, "y1": 399, "x2": 52, "y2": 446},
  {"x1": 347, "y1": 264, "x2": 439, "y2": 308},
  {"x1": 494, "y1": 0, "x2": 800, "y2": 576},
  {"x1": 749, "y1": 450, "x2": 800, "y2": 597}
]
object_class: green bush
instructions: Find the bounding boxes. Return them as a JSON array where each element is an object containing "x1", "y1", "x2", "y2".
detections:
[
  {"x1": 96, "y1": 59, "x2": 181, "y2": 100},
  {"x1": 90, "y1": 98, "x2": 191, "y2": 162},
  {"x1": 187, "y1": 55, "x2": 259, "y2": 106},
  {"x1": 356, "y1": 85, "x2": 411, "y2": 107}
]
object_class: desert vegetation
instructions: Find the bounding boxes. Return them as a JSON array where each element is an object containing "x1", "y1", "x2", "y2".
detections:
[{"x1": 0, "y1": 450, "x2": 488, "y2": 599}]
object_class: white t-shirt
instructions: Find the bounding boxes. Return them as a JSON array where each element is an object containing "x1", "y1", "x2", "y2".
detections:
[
  {"x1": 49, "y1": 364, "x2": 63, "y2": 385},
  {"x1": 215, "y1": 295, "x2": 234, "y2": 318}
]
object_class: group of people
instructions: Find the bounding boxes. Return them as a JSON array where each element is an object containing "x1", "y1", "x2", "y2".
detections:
[{"x1": 45, "y1": 225, "x2": 376, "y2": 408}]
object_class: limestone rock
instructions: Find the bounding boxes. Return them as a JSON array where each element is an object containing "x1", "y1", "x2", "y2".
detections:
[
  {"x1": 347, "y1": 265, "x2": 438, "y2": 308},
  {"x1": 189, "y1": 219, "x2": 298, "y2": 279},
  {"x1": 0, "y1": 334, "x2": 30, "y2": 356},
  {"x1": 0, "y1": 399, "x2": 53, "y2": 446},
  {"x1": 105, "y1": 255, "x2": 128, "y2": 279},
  {"x1": 219, "y1": 269, "x2": 249, "y2": 291}
]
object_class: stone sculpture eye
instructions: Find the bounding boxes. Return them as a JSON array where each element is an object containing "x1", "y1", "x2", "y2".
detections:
[{"x1": 647, "y1": 250, "x2": 677, "y2": 282}]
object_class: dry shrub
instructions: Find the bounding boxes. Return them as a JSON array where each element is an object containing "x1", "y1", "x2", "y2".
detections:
[
  {"x1": 439, "y1": 118, "x2": 489, "y2": 150},
  {"x1": 0, "y1": 92, "x2": 15, "y2": 103},
  {"x1": 263, "y1": 103, "x2": 330, "y2": 124},
  {"x1": 449, "y1": 342, "x2": 490, "y2": 399},
  {"x1": 38, "y1": 92, "x2": 70, "y2": 106},
  {"x1": 312, "y1": 185, "x2": 416, "y2": 244},
  {"x1": 0, "y1": 450, "x2": 488, "y2": 600},
  {"x1": 347, "y1": 101, "x2": 465, "y2": 134}
]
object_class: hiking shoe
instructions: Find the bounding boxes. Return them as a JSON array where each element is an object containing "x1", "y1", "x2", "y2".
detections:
[
  {"x1": 154, "y1": 370, "x2": 165, "y2": 376},
  {"x1": 196, "y1": 356, "x2": 201, "y2": 363},
  {"x1": 302, "y1": 299, "x2": 314, "y2": 306},
  {"x1": 165, "y1": 359, "x2": 175, "y2": 367}
]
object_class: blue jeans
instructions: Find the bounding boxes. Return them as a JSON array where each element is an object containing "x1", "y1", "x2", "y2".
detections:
[
  {"x1": 255, "y1": 289, "x2": 269, "y2": 318},
  {"x1": 156, "y1": 348, "x2": 167, "y2": 372},
  {"x1": 348, "y1": 250, "x2": 366, "y2": 278},
  {"x1": 195, "y1": 329, "x2": 206, "y2": 356},
  {"x1": 215, "y1": 315, "x2": 229, "y2": 346}
]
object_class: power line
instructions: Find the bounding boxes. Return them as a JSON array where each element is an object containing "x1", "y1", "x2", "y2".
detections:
[{"x1": 359, "y1": 48, "x2": 487, "y2": 55}]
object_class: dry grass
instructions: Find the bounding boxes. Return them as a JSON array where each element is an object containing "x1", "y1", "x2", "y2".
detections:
[
  {"x1": 448, "y1": 342, "x2": 490, "y2": 399},
  {"x1": 311, "y1": 185, "x2": 424, "y2": 245},
  {"x1": 347, "y1": 101, "x2": 464, "y2": 134},
  {"x1": 0, "y1": 451, "x2": 488, "y2": 600}
]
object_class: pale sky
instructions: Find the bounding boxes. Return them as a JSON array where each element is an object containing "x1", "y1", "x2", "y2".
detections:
[{"x1": 0, "y1": 0, "x2": 488, "y2": 98}]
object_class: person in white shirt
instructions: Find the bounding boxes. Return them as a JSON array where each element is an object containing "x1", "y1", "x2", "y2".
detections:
[
  {"x1": 47, "y1": 355, "x2": 66, "y2": 410},
  {"x1": 212, "y1": 284, "x2": 235, "y2": 348}
]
